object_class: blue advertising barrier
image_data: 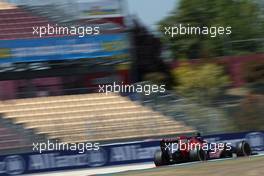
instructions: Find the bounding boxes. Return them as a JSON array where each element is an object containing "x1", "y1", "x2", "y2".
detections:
[
  {"x1": 0, "y1": 34, "x2": 128, "y2": 64},
  {"x1": 0, "y1": 131, "x2": 263, "y2": 175}
]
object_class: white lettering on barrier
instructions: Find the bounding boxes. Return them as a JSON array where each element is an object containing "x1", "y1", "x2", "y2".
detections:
[
  {"x1": 110, "y1": 145, "x2": 159, "y2": 162},
  {"x1": 29, "y1": 153, "x2": 56, "y2": 170},
  {"x1": 2, "y1": 133, "x2": 262, "y2": 175},
  {"x1": 28, "y1": 150, "x2": 107, "y2": 171},
  {"x1": 12, "y1": 43, "x2": 102, "y2": 58},
  {"x1": 28, "y1": 153, "x2": 90, "y2": 170},
  {"x1": 86, "y1": 149, "x2": 107, "y2": 167},
  {"x1": 3, "y1": 155, "x2": 25, "y2": 175}
]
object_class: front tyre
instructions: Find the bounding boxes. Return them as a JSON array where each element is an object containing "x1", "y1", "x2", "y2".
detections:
[
  {"x1": 236, "y1": 141, "x2": 251, "y2": 156},
  {"x1": 154, "y1": 150, "x2": 169, "y2": 166}
]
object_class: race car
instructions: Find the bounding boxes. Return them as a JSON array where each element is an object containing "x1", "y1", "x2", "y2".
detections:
[{"x1": 154, "y1": 134, "x2": 251, "y2": 166}]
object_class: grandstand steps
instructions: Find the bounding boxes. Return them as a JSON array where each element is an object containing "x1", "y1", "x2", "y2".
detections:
[
  {"x1": 0, "y1": 100, "x2": 133, "y2": 112},
  {"x1": 0, "y1": 93, "x2": 195, "y2": 146},
  {"x1": 0, "y1": 93, "x2": 119, "y2": 105},
  {"x1": 26, "y1": 116, "x2": 178, "y2": 134},
  {"x1": 0, "y1": 6, "x2": 63, "y2": 40},
  {"x1": 5, "y1": 106, "x2": 150, "y2": 118},
  {"x1": 1, "y1": 100, "x2": 137, "y2": 112},
  {"x1": 20, "y1": 5, "x2": 75, "y2": 24},
  {"x1": 59, "y1": 127, "x2": 194, "y2": 144},
  {"x1": 16, "y1": 113, "x2": 158, "y2": 127},
  {"x1": 8, "y1": 110, "x2": 153, "y2": 123},
  {"x1": 19, "y1": 116, "x2": 169, "y2": 132},
  {"x1": 0, "y1": 115, "x2": 49, "y2": 148}
]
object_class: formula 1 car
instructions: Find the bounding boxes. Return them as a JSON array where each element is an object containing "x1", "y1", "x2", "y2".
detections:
[{"x1": 154, "y1": 134, "x2": 251, "y2": 166}]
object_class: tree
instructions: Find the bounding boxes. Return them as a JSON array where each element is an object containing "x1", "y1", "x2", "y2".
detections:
[
  {"x1": 159, "y1": 0, "x2": 264, "y2": 59},
  {"x1": 130, "y1": 19, "x2": 174, "y2": 88},
  {"x1": 233, "y1": 94, "x2": 264, "y2": 131},
  {"x1": 242, "y1": 59, "x2": 264, "y2": 94},
  {"x1": 173, "y1": 63, "x2": 229, "y2": 103}
]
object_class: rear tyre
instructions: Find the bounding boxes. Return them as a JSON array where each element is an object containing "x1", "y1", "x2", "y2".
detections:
[
  {"x1": 236, "y1": 141, "x2": 251, "y2": 156},
  {"x1": 154, "y1": 150, "x2": 169, "y2": 166},
  {"x1": 189, "y1": 148, "x2": 207, "y2": 161},
  {"x1": 220, "y1": 143, "x2": 233, "y2": 158}
]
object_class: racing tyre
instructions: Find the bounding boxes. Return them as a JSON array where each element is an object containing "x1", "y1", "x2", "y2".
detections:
[
  {"x1": 220, "y1": 143, "x2": 233, "y2": 158},
  {"x1": 189, "y1": 148, "x2": 207, "y2": 161},
  {"x1": 154, "y1": 150, "x2": 169, "y2": 166},
  {"x1": 236, "y1": 141, "x2": 251, "y2": 156}
]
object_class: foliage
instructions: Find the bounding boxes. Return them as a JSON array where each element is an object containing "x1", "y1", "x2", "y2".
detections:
[
  {"x1": 242, "y1": 59, "x2": 264, "y2": 94},
  {"x1": 130, "y1": 20, "x2": 174, "y2": 88},
  {"x1": 143, "y1": 72, "x2": 167, "y2": 85},
  {"x1": 233, "y1": 94, "x2": 264, "y2": 131},
  {"x1": 242, "y1": 60, "x2": 264, "y2": 84},
  {"x1": 173, "y1": 63, "x2": 230, "y2": 103},
  {"x1": 159, "y1": 0, "x2": 264, "y2": 59}
]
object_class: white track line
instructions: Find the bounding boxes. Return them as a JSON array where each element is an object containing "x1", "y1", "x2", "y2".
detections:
[{"x1": 24, "y1": 163, "x2": 155, "y2": 176}]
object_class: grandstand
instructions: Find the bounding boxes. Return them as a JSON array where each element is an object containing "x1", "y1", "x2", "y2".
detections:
[
  {"x1": 0, "y1": 0, "x2": 125, "y2": 41},
  {"x1": 21, "y1": 4, "x2": 76, "y2": 24},
  {"x1": 0, "y1": 122, "x2": 30, "y2": 151},
  {"x1": 0, "y1": 1, "x2": 195, "y2": 155},
  {"x1": 0, "y1": 93, "x2": 195, "y2": 152},
  {"x1": 0, "y1": 3, "x2": 61, "y2": 40}
]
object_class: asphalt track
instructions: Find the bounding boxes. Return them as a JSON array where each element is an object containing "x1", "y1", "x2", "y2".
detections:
[
  {"x1": 103, "y1": 155, "x2": 264, "y2": 176},
  {"x1": 26, "y1": 153, "x2": 264, "y2": 176}
]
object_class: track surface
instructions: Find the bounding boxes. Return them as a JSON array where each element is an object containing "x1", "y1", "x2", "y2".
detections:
[
  {"x1": 102, "y1": 155, "x2": 264, "y2": 176},
  {"x1": 25, "y1": 163, "x2": 154, "y2": 176},
  {"x1": 26, "y1": 155, "x2": 264, "y2": 176}
]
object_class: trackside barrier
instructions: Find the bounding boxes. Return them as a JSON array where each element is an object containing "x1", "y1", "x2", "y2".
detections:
[
  {"x1": 0, "y1": 131, "x2": 263, "y2": 175},
  {"x1": 0, "y1": 34, "x2": 128, "y2": 64}
]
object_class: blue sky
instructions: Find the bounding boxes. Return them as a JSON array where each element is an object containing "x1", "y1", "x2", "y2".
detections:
[{"x1": 126, "y1": 0, "x2": 178, "y2": 30}]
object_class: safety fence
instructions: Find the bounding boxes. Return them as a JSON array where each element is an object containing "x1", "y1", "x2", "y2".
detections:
[{"x1": 0, "y1": 131, "x2": 263, "y2": 175}]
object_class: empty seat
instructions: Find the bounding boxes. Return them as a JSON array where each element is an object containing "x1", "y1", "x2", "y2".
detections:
[{"x1": 0, "y1": 93, "x2": 195, "y2": 144}]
